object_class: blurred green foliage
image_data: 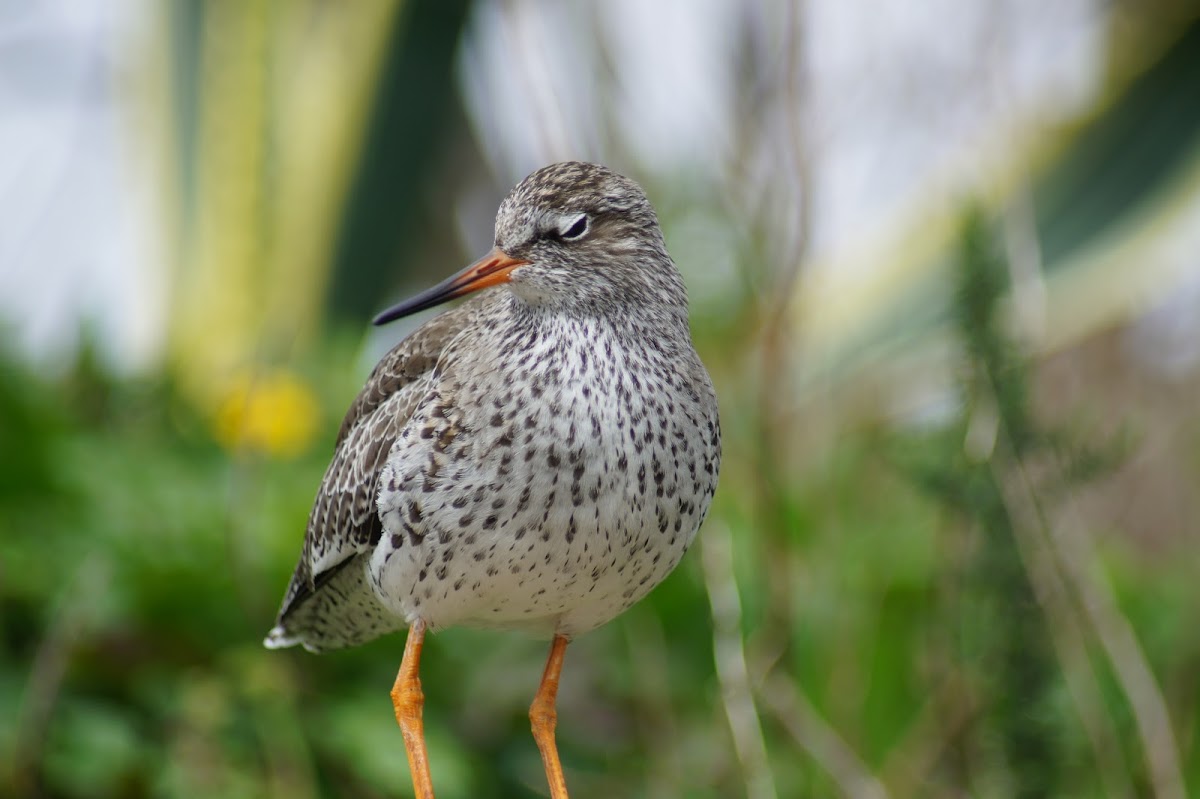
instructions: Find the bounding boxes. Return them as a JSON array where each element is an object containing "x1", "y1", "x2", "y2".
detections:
[
  {"x1": 4, "y1": 8, "x2": 1200, "y2": 795},
  {"x1": 3, "y1": 210, "x2": 1199, "y2": 798}
]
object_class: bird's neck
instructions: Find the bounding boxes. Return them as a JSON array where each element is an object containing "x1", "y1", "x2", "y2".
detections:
[{"x1": 501, "y1": 291, "x2": 691, "y2": 344}]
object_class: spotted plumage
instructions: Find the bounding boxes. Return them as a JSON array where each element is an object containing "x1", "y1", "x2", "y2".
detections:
[{"x1": 264, "y1": 161, "x2": 721, "y2": 799}]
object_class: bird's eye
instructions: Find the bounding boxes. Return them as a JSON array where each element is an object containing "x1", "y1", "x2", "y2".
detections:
[{"x1": 559, "y1": 214, "x2": 589, "y2": 240}]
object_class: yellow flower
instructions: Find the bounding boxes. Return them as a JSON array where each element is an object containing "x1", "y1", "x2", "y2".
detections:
[{"x1": 214, "y1": 370, "x2": 320, "y2": 458}]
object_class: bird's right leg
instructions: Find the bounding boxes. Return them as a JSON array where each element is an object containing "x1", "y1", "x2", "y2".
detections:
[
  {"x1": 391, "y1": 620, "x2": 435, "y2": 799},
  {"x1": 530, "y1": 634, "x2": 571, "y2": 799}
]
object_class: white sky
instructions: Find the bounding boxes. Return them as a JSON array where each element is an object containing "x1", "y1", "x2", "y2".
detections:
[{"x1": 0, "y1": 0, "x2": 160, "y2": 371}]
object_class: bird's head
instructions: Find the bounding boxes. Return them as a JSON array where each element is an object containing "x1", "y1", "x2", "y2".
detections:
[{"x1": 373, "y1": 162, "x2": 684, "y2": 326}]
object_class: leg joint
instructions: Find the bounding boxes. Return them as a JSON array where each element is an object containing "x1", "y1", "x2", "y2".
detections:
[
  {"x1": 391, "y1": 681, "x2": 425, "y2": 722},
  {"x1": 529, "y1": 700, "x2": 558, "y2": 732}
]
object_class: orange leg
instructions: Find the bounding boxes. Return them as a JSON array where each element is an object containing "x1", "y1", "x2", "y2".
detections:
[
  {"x1": 391, "y1": 620, "x2": 435, "y2": 799},
  {"x1": 530, "y1": 634, "x2": 571, "y2": 799}
]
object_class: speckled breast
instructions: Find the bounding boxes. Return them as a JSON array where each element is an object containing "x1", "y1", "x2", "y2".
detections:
[{"x1": 370, "y1": 308, "x2": 720, "y2": 637}]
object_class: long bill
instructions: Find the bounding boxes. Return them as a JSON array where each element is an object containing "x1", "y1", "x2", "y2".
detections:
[{"x1": 373, "y1": 247, "x2": 529, "y2": 326}]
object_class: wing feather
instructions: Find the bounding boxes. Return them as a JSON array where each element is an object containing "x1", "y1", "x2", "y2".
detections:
[{"x1": 270, "y1": 299, "x2": 481, "y2": 641}]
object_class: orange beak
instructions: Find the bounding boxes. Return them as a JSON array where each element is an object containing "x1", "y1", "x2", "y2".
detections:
[{"x1": 373, "y1": 247, "x2": 529, "y2": 326}]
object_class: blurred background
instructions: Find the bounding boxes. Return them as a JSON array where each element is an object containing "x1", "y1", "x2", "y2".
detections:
[{"x1": 2, "y1": 1, "x2": 1199, "y2": 797}]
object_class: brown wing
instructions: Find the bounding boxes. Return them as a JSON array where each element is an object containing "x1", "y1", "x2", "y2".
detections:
[{"x1": 269, "y1": 299, "x2": 479, "y2": 640}]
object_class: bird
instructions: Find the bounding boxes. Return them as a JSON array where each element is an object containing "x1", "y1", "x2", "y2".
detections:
[{"x1": 264, "y1": 161, "x2": 721, "y2": 798}]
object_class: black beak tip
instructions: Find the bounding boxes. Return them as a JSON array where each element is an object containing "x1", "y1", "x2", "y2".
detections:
[{"x1": 370, "y1": 286, "x2": 448, "y2": 326}]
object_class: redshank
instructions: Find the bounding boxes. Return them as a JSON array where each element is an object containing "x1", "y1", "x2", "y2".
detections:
[{"x1": 265, "y1": 161, "x2": 721, "y2": 798}]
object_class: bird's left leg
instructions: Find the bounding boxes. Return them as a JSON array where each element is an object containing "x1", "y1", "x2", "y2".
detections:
[
  {"x1": 391, "y1": 620, "x2": 435, "y2": 799},
  {"x1": 530, "y1": 634, "x2": 571, "y2": 799}
]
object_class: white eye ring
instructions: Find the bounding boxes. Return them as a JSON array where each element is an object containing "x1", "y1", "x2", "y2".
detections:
[{"x1": 559, "y1": 214, "x2": 589, "y2": 240}]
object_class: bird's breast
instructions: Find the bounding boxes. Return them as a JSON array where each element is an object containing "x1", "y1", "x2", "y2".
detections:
[{"x1": 372, "y1": 315, "x2": 720, "y2": 635}]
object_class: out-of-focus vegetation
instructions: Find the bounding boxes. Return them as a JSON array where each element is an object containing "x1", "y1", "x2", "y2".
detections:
[
  {"x1": 4, "y1": 2, "x2": 1200, "y2": 798},
  {"x1": 4, "y1": 223, "x2": 1199, "y2": 798}
]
